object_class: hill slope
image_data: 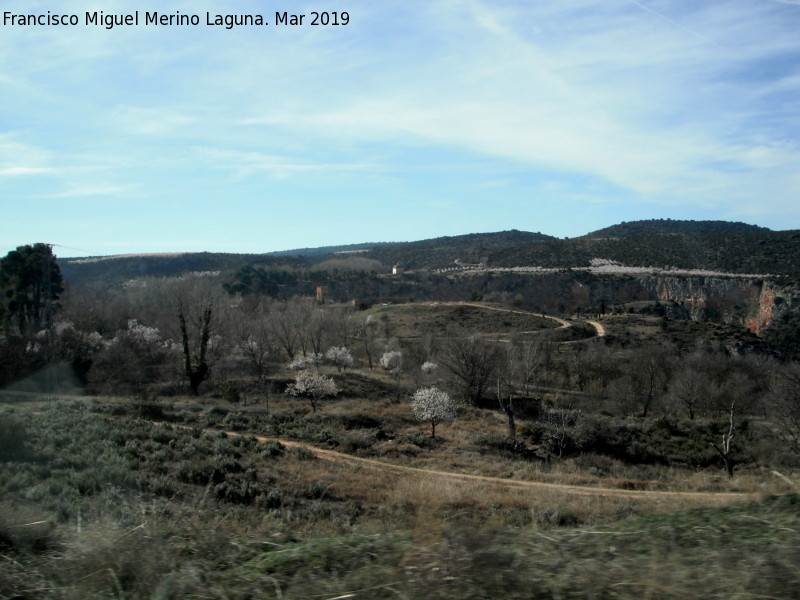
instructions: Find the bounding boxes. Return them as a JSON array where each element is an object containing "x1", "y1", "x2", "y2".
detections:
[
  {"x1": 57, "y1": 221, "x2": 800, "y2": 287},
  {"x1": 57, "y1": 230, "x2": 555, "y2": 286},
  {"x1": 363, "y1": 229, "x2": 554, "y2": 270},
  {"x1": 584, "y1": 219, "x2": 771, "y2": 238},
  {"x1": 490, "y1": 230, "x2": 800, "y2": 277}
]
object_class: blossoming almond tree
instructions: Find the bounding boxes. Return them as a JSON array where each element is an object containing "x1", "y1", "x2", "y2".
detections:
[
  {"x1": 325, "y1": 346, "x2": 354, "y2": 372},
  {"x1": 380, "y1": 350, "x2": 402, "y2": 372},
  {"x1": 286, "y1": 370, "x2": 338, "y2": 413},
  {"x1": 412, "y1": 386, "x2": 456, "y2": 439},
  {"x1": 288, "y1": 353, "x2": 323, "y2": 370}
]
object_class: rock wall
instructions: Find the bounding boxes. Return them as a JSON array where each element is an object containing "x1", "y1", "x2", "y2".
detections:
[
  {"x1": 456, "y1": 271, "x2": 795, "y2": 335},
  {"x1": 643, "y1": 275, "x2": 764, "y2": 325}
]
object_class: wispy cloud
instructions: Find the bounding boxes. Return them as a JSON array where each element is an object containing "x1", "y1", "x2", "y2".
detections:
[
  {"x1": 231, "y1": 0, "x2": 799, "y2": 205},
  {"x1": 1, "y1": 0, "x2": 799, "y2": 254},
  {"x1": 0, "y1": 167, "x2": 56, "y2": 177}
]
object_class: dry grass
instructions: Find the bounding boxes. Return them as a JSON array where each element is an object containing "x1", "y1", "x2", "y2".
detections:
[{"x1": 3, "y1": 399, "x2": 799, "y2": 599}]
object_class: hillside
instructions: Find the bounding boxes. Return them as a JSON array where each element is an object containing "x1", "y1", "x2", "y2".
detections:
[
  {"x1": 57, "y1": 230, "x2": 554, "y2": 287},
  {"x1": 58, "y1": 252, "x2": 306, "y2": 288},
  {"x1": 362, "y1": 229, "x2": 555, "y2": 270},
  {"x1": 489, "y1": 230, "x2": 800, "y2": 278},
  {"x1": 584, "y1": 219, "x2": 771, "y2": 238},
  {"x1": 56, "y1": 221, "x2": 800, "y2": 289}
]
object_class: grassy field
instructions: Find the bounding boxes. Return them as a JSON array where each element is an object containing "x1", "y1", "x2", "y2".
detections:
[
  {"x1": 2, "y1": 390, "x2": 799, "y2": 599},
  {"x1": 366, "y1": 302, "x2": 560, "y2": 339}
]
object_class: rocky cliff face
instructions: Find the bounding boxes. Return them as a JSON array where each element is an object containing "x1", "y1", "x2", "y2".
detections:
[
  {"x1": 644, "y1": 276, "x2": 764, "y2": 325},
  {"x1": 744, "y1": 283, "x2": 777, "y2": 334},
  {"x1": 451, "y1": 271, "x2": 797, "y2": 335},
  {"x1": 600, "y1": 275, "x2": 800, "y2": 336},
  {"x1": 316, "y1": 268, "x2": 797, "y2": 340},
  {"x1": 744, "y1": 282, "x2": 800, "y2": 334},
  {"x1": 645, "y1": 276, "x2": 800, "y2": 335}
]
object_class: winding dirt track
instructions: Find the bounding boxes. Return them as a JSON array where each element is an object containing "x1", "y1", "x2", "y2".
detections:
[
  {"x1": 428, "y1": 302, "x2": 605, "y2": 340},
  {"x1": 216, "y1": 428, "x2": 754, "y2": 503},
  {"x1": 3, "y1": 392, "x2": 753, "y2": 505},
  {"x1": 440, "y1": 302, "x2": 571, "y2": 330},
  {"x1": 586, "y1": 320, "x2": 606, "y2": 337}
]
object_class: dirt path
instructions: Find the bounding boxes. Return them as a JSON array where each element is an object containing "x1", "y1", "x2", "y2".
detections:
[
  {"x1": 586, "y1": 320, "x2": 606, "y2": 337},
  {"x1": 454, "y1": 302, "x2": 608, "y2": 343},
  {"x1": 452, "y1": 302, "x2": 572, "y2": 329},
  {"x1": 216, "y1": 428, "x2": 754, "y2": 503}
]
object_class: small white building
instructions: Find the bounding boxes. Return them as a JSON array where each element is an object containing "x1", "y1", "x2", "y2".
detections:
[{"x1": 392, "y1": 264, "x2": 405, "y2": 276}]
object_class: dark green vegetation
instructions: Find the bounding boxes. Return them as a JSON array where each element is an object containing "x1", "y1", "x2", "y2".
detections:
[
  {"x1": 584, "y1": 218, "x2": 770, "y2": 237},
  {"x1": 1, "y1": 243, "x2": 62, "y2": 336},
  {"x1": 366, "y1": 229, "x2": 554, "y2": 270},
  {"x1": 58, "y1": 219, "x2": 800, "y2": 278},
  {"x1": 491, "y1": 230, "x2": 800, "y2": 277}
]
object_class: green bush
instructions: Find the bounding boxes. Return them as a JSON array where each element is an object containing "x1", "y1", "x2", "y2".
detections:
[
  {"x1": 0, "y1": 412, "x2": 30, "y2": 461},
  {"x1": 219, "y1": 379, "x2": 241, "y2": 403}
]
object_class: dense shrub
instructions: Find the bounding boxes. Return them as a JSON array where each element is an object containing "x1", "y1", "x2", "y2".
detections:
[{"x1": 0, "y1": 412, "x2": 30, "y2": 461}]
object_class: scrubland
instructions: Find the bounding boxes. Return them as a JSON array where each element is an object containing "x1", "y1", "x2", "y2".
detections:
[{"x1": 2, "y1": 381, "x2": 799, "y2": 599}]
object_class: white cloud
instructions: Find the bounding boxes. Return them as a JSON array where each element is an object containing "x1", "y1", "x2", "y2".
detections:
[
  {"x1": 191, "y1": 146, "x2": 372, "y2": 180},
  {"x1": 0, "y1": 167, "x2": 56, "y2": 177}
]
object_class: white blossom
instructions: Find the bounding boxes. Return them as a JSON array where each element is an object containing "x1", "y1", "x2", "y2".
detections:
[
  {"x1": 380, "y1": 350, "x2": 403, "y2": 372},
  {"x1": 421, "y1": 361, "x2": 438, "y2": 374},
  {"x1": 126, "y1": 319, "x2": 163, "y2": 345},
  {"x1": 411, "y1": 386, "x2": 456, "y2": 438},
  {"x1": 285, "y1": 370, "x2": 338, "y2": 411},
  {"x1": 288, "y1": 353, "x2": 323, "y2": 370},
  {"x1": 325, "y1": 346, "x2": 354, "y2": 371}
]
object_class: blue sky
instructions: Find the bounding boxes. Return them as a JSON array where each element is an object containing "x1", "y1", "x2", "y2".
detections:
[{"x1": 1, "y1": 0, "x2": 799, "y2": 258}]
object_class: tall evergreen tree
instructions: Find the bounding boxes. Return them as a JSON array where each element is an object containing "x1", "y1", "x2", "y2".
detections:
[{"x1": 0, "y1": 243, "x2": 63, "y2": 336}]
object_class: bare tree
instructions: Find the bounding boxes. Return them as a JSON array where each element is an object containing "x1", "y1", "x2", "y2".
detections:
[
  {"x1": 495, "y1": 342, "x2": 518, "y2": 442},
  {"x1": 304, "y1": 307, "x2": 327, "y2": 356},
  {"x1": 669, "y1": 367, "x2": 710, "y2": 420},
  {"x1": 541, "y1": 406, "x2": 584, "y2": 459},
  {"x1": 328, "y1": 305, "x2": 358, "y2": 348},
  {"x1": 634, "y1": 345, "x2": 671, "y2": 417},
  {"x1": 517, "y1": 337, "x2": 547, "y2": 396},
  {"x1": 771, "y1": 363, "x2": 800, "y2": 459},
  {"x1": 712, "y1": 400, "x2": 736, "y2": 479},
  {"x1": 440, "y1": 333, "x2": 499, "y2": 404},
  {"x1": 270, "y1": 300, "x2": 303, "y2": 360},
  {"x1": 238, "y1": 312, "x2": 274, "y2": 407},
  {"x1": 356, "y1": 314, "x2": 380, "y2": 370},
  {"x1": 178, "y1": 301, "x2": 213, "y2": 395},
  {"x1": 611, "y1": 344, "x2": 672, "y2": 417}
]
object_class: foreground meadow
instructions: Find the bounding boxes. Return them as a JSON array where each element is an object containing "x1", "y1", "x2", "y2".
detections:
[{"x1": 2, "y1": 391, "x2": 799, "y2": 599}]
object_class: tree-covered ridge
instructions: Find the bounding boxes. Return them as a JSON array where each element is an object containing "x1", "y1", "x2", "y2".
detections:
[
  {"x1": 57, "y1": 230, "x2": 555, "y2": 287},
  {"x1": 56, "y1": 222, "x2": 800, "y2": 287},
  {"x1": 266, "y1": 241, "x2": 390, "y2": 257},
  {"x1": 489, "y1": 230, "x2": 800, "y2": 278},
  {"x1": 222, "y1": 258, "x2": 385, "y2": 297},
  {"x1": 363, "y1": 230, "x2": 554, "y2": 270},
  {"x1": 58, "y1": 253, "x2": 306, "y2": 288},
  {"x1": 584, "y1": 219, "x2": 771, "y2": 238}
]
